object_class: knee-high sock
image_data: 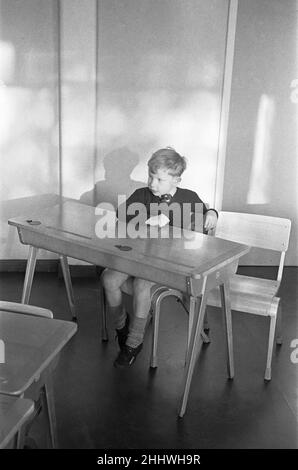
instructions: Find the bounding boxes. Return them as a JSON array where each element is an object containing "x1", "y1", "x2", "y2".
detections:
[
  {"x1": 109, "y1": 305, "x2": 127, "y2": 330},
  {"x1": 126, "y1": 316, "x2": 147, "y2": 348}
]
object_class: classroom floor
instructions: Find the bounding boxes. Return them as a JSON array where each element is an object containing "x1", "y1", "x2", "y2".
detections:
[{"x1": 0, "y1": 267, "x2": 297, "y2": 449}]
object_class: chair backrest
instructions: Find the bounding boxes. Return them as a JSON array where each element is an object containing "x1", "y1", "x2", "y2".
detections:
[
  {"x1": 0, "y1": 301, "x2": 53, "y2": 319},
  {"x1": 214, "y1": 211, "x2": 291, "y2": 281},
  {"x1": 215, "y1": 212, "x2": 291, "y2": 252}
]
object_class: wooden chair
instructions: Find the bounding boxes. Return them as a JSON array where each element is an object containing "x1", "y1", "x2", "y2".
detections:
[
  {"x1": 0, "y1": 396, "x2": 34, "y2": 449},
  {"x1": 0, "y1": 301, "x2": 53, "y2": 319},
  {"x1": 99, "y1": 273, "x2": 210, "y2": 362},
  {"x1": 0, "y1": 301, "x2": 57, "y2": 448},
  {"x1": 206, "y1": 211, "x2": 291, "y2": 380}
]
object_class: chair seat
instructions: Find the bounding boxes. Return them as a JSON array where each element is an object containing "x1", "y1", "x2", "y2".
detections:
[
  {"x1": 230, "y1": 275, "x2": 279, "y2": 296},
  {"x1": 207, "y1": 274, "x2": 280, "y2": 317}
]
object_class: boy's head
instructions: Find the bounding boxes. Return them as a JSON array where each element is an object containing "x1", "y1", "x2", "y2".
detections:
[{"x1": 147, "y1": 147, "x2": 186, "y2": 197}]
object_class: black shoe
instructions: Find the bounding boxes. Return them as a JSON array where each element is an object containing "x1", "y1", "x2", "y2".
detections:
[
  {"x1": 115, "y1": 315, "x2": 130, "y2": 350},
  {"x1": 203, "y1": 319, "x2": 210, "y2": 333},
  {"x1": 114, "y1": 343, "x2": 143, "y2": 368}
]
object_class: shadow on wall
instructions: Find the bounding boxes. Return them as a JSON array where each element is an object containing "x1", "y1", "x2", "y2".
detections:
[{"x1": 79, "y1": 147, "x2": 145, "y2": 208}]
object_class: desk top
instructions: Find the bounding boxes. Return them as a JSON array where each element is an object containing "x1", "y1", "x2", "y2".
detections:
[
  {"x1": 9, "y1": 201, "x2": 250, "y2": 291},
  {"x1": 0, "y1": 311, "x2": 77, "y2": 395}
]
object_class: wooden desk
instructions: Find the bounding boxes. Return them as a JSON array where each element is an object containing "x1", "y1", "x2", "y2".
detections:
[
  {"x1": 9, "y1": 201, "x2": 249, "y2": 416},
  {"x1": 0, "y1": 311, "x2": 77, "y2": 447},
  {"x1": 0, "y1": 395, "x2": 34, "y2": 449}
]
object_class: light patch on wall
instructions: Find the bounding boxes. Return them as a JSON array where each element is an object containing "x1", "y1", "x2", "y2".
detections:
[
  {"x1": 0, "y1": 87, "x2": 58, "y2": 200},
  {"x1": 0, "y1": 42, "x2": 16, "y2": 147},
  {"x1": 0, "y1": 85, "x2": 16, "y2": 148},
  {"x1": 0, "y1": 41, "x2": 15, "y2": 83},
  {"x1": 247, "y1": 94, "x2": 275, "y2": 205}
]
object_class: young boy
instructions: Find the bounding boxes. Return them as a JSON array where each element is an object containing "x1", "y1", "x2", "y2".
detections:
[{"x1": 102, "y1": 147, "x2": 218, "y2": 368}]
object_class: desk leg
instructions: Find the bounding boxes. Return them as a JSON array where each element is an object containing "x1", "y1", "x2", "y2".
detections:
[
  {"x1": 220, "y1": 278, "x2": 234, "y2": 379},
  {"x1": 186, "y1": 296, "x2": 210, "y2": 349},
  {"x1": 187, "y1": 295, "x2": 197, "y2": 350},
  {"x1": 16, "y1": 428, "x2": 26, "y2": 449},
  {"x1": 99, "y1": 280, "x2": 109, "y2": 341},
  {"x1": 21, "y1": 246, "x2": 38, "y2": 304},
  {"x1": 41, "y1": 376, "x2": 58, "y2": 449},
  {"x1": 59, "y1": 255, "x2": 77, "y2": 321},
  {"x1": 179, "y1": 279, "x2": 208, "y2": 418}
]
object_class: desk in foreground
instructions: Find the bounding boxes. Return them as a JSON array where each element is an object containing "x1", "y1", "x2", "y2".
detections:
[
  {"x1": 0, "y1": 395, "x2": 34, "y2": 449},
  {"x1": 8, "y1": 201, "x2": 250, "y2": 417},
  {"x1": 0, "y1": 311, "x2": 77, "y2": 447}
]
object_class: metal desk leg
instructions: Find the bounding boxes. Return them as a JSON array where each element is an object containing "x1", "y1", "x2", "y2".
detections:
[
  {"x1": 16, "y1": 427, "x2": 26, "y2": 449},
  {"x1": 220, "y1": 279, "x2": 234, "y2": 379},
  {"x1": 21, "y1": 246, "x2": 38, "y2": 304},
  {"x1": 59, "y1": 255, "x2": 77, "y2": 322},
  {"x1": 41, "y1": 376, "x2": 58, "y2": 449},
  {"x1": 179, "y1": 279, "x2": 208, "y2": 418},
  {"x1": 99, "y1": 280, "x2": 108, "y2": 341},
  {"x1": 187, "y1": 295, "x2": 197, "y2": 350},
  {"x1": 187, "y1": 296, "x2": 210, "y2": 349}
]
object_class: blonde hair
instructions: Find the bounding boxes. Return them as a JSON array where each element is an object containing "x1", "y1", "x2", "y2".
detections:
[{"x1": 148, "y1": 147, "x2": 187, "y2": 177}]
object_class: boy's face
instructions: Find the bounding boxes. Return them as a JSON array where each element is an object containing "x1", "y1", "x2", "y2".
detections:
[{"x1": 148, "y1": 168, "x2": 179, "y2": 197}]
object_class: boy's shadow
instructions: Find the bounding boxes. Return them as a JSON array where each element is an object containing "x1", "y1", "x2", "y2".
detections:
[{"x1": 80, "y1": 147, "x2": 145, "y2": 208}]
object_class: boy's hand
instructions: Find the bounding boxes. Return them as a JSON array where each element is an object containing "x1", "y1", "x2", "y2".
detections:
[{"x1": 204, "y1": 210, "x2": 218, "y2": 231}]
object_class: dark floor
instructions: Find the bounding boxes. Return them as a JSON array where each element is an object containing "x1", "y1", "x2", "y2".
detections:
[{"x1": 0, "y1": 267, "x2": 297, "y2": 449}]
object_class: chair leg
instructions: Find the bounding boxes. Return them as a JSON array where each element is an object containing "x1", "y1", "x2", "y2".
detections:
[
  {"x1": 220, "y1": 279, "x2": 234, "y2": 379},
  {"x1": 203, "y1": 311, "x2": 210, "y2": 332},
  {"x1": 59, "y1": 255, "x2": 77, "y2": 321},
  {"x1": 150, "y1": 288, "x2": 187, "y2": 368},
  {"x1": 201, "y1": 330, "x2": 210, "y2": 344},
  {"x1": 150, "y1": 288, "x2": 170, "y2": 368},
  {"x1": 150, "y1": 301, "x2": 160, "y2": 368},
  {"x1": 150, "y1": 289, "x2": 210, "y2": 371},
  {"x1": 201, "y1": 308, "x2": 211, "y2": 344},
  {"x1": 265, "y1": 303, "x2": 278, "y2": 381},
  {"x1": 276, "y1": 300, "x2": 282, "y2": 345}
]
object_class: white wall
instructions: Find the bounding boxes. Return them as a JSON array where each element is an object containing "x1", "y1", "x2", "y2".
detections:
[
  {"x1": 1, "y1": 0, "x2": 296, "y2": 266},
  {"x1": 0, "y1": 0, "x2": 59, "y2": 259},
  {"x1": 60, "y1": 0, "x2": 97, "y2": 199},
  {"x1": 0, "y1": 0, "x2": 230, "y2": 261},
  {"x1": 223, "y1": 0, "x2": 297, "y2": 265},
  {"x1": 65, "y1": 0, "x2": 230, "y2": 208}
]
